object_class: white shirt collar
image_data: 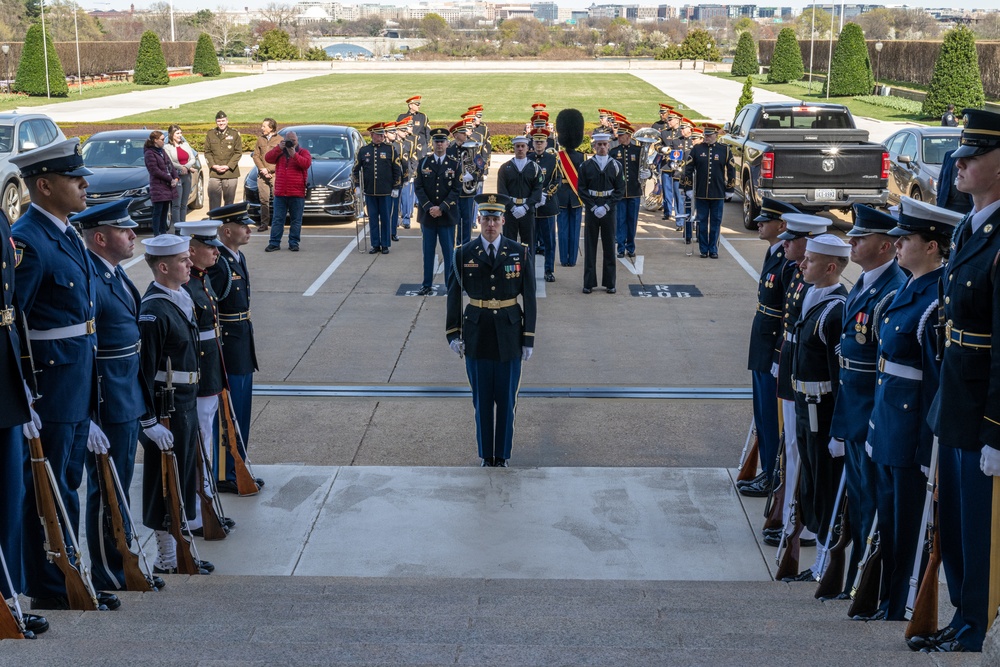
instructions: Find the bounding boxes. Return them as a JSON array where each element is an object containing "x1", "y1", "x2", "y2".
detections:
[
  {"x1": 481, "y1": 236, "x2": 500, "y2": 255},
  {"x1": 801, "y1": 282, "x2": 842, "y2": 317},
  {"x1": 970, "y1": 198, "x2": 1000, "y2": 234},
  {"x1": 593, "y1": 154, "x2": 610, "y2": 168},
  {"x1": 94, "y1": 253, "x2": 117, "y2": 274},
  {"x1": 31, "y1": 203, "x2": 69, "y2": 233},
  {"x1": 152, "y1": 281, "x2": 195, "y2": 321},
  {"x1": 858, "y1": 258, "x2": 895, "y2": 290}
]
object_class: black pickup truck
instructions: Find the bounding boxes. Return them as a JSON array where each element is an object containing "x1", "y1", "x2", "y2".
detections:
[{"x1": 722, "y1": 102, "x2": 889, "y2": 229}]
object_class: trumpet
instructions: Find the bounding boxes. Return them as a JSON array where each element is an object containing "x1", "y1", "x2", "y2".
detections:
[{"x1": 460, "y1": 140, "x2": 481, "y2": 195}]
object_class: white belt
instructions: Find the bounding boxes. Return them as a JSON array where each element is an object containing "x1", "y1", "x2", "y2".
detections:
[
  {"x1": 586, "y1": 189, "x2": 614, "y2": 197},
  {"x1": 878, "y1": 357, "x2": 923, "y2": 381},
  {"x1": 198, "y1": 328, "x2": 219, "y2": 341},
  {"x1": 793, "y1": 380, "x2": 832, "y2": 395},
  {"x1": 839, "y1": 356, "x2": 876, "y2": 373},
  {"x1": 784, "y1": 331, "x2": 797, "y2": 343},
  {"x1": 28, "y1": 319, "x2": 96, "y2": 340},
  {"x1": 154, "y1": 370, "x2": 200, "y2": 384}
]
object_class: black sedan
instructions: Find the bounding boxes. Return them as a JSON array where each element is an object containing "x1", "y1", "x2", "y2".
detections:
[
  {"x1": 81, "y1": 130, "x2": 204, "y2": 228},
  {"x1": 244, "y1": 125, "x2": 365, "y2": 225},
  {"x1": 882, "y1": 126, "x2": 961, "y2": 205}
]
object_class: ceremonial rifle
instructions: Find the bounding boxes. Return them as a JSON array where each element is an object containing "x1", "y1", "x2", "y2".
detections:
[
  {"x1": 775, "y1": 473, "x2": 804, "y2": 581},
  {"x1": 194, "y1": 431, "x2": 228, "y2": 541},
  {"x1": 905, "y1": 436, "x2": 940, "y2": 637},
  {"x1": 158, "y1": 359, "x2": 200, "y2": 574},
  {"x1": 736, "y1": 418, "x2": 759, "y2": 483},
  {"x1": 0, "y1": 543, "x2": 25, "y2": 638},
  {"x1": 816, "y1": 485, "x2": 852, "y2": 600},
  {"x1": 219, "y1": 388, "x2": 260, "y2": 496},
  {"x1": 22, "y1": 314, "x2": 99, "y2": 610},
  {"x1": 847, "y1": 515, "x2": 882, "y2": 618},
  {"x1": 95, "y1": 453, "x2": 154, "y2": 591},
  {"x1": 815, "y1": 469, "x2": 848, "y2": 582},
  {"x1": 762, "y1": 444, "x2": 784, "y2": 532}
]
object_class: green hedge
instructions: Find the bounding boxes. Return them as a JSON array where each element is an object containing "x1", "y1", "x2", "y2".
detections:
[
  {"x1": 731, "y1": 32, "x2": 758, "y2": 78},
  {"x1": 825, "y1": 24, "x2": 874, "y2": 97},
  {"x1": 923, "y1": 26, "x2": 985, "y2": 118},
  {"x1": 134, "y1": 31, "x2": 169, "y2": 85},
  {"x1": 768, "y1": 28, "x2": 804, "y2": 84},
  {"x1": 853, "y1": 95, "x2": 924, "y2": 113},
  {"x1": 13, "y1": 24, "x2": 69, "y2": 97},
  {"x1": 193, "y1": 33, "x2": 221, "y2": 77}
]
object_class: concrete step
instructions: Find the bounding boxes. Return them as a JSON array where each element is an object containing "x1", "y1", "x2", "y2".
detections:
[{"x1": 0, "y1": 576, "x2": 980, "y2": 666}]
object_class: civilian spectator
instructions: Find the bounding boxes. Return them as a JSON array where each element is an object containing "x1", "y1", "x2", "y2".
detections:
[
  {"x1": 163, "y1": 125, "x2": 197, "y2": 227},
  {"x1": 252, "y1": 118, "x2": 281, "y2": 233},
  {"x1": 265, "y1": 131, "x2": 312, "y2": 252},
  {"x1": 143, "y1": 130, "x2": 177, "y2": 236}
]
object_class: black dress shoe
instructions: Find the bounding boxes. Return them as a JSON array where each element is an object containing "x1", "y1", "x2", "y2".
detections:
[
  {"x1": 368, "y1": 246, "x2": 381, "y2": 254},
  {"x1": 781, "y1": 568, "x2": 815, "y2": 582},
  {"x1": 481, "y1": 458, "x2": 494, "y2": 467},
  {"x1": 907, "y1": 626, "x2": 959, "y2": 652},
  {"x1": 627, "y1": 252, "x2": 635, "y2": 259},
  {"x1": 921, "y1": 639, "x2": 967, "y2": 653},
  {"x1": 607, "y1": 287, "x2": 616, "y2": 294},
  {"x1": 544, "y1": 273, "x2": 554, "y2": 282},
  {"x1": 685, "y1": 239, "x2": 692, "y2": 245},
  {"x1": 216, "y1": 480, "x2": 239, "y2": 494},
  {"x1": 737, "y1": 471, "x2": 767, "y2": 489},
  {"x1": 582, "y1": 287, "x2": 592, "y2": 294},
  {"x1": 30, "y1": 596, "x2": 70, "y2": 611},
  {"x1": 800, "y1": 537, "x2": 817, "y2": 547},
  {"x1": 391, "y1": 234, "x2": 399, "y2": 242},
  {"x1": 818, "y1": 591, "x2": 851, "y2": 601},
  {"x1": 416, "y1": 286, "x2": 433, "y2": 296},
  {"x1": 21, "y1": 612, "x2": 48, "y2": 635},
  {"x1": 150, "y1": 575, "x2": 166, "y2": 590},
  {"x1": 402, "y1": 223, "x2": 410, "y2": 229},
  {"x1": 700, "y1": 253, "x2": 708, "y2": 258},
  {"x1": 255, "y1": 477, "x2": 265, "y2": 488},
  {"x1": 739, "y1": 475, "x2": 772, "y2": 497},
  {"x1": 289, "y1": 245, "x2": 299, "y2": 252},
  {"x1": 495, "y1": 459, "x2": 508, "y2": 467},
  {"x1": 381, "y1": 248, "x2": 390, "y2": 254},
  {"x1": 710, "y1": 253, "x2": 719, "y2": 259},
  {"x1": 97, "y1": 592, "x2": 121, "y2": 610},
  {"x1": 189, "y1": 525, "x2": 228, "y2": 538},
  {"x1": 153, "y1": 563, "x2": 212, "y2": 575},
  {"x1": 852, "y1": 608, "x2": 887, "y2": 621},
  {"x1": 264, "y1": 245, "x2": 279, "y2": 252},
  {"x1": 616, "y1": 251, "x2": 625, "y2": 258},
  {"x1": 762, "y1": 532, "x2": 781, "y2": 547}
]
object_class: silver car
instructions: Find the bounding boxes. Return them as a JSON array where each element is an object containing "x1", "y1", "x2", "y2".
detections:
[
  {"x1": 0, "y1": 113, "x2": 66, "y2": 222},
  {"x1": 883, "y1": 126, "x2": 961, "y2": 205}
]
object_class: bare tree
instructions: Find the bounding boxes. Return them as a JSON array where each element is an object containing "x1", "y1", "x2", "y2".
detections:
[
  {"x1": 259, "y1": 2, "x2": 296, "y2": 30},
  {"x1": 0, "y1": 0, "x2": 30, "y2": 42},
  {"x1": 209, "y1": 6, "x2": 241, "y2": 58}
]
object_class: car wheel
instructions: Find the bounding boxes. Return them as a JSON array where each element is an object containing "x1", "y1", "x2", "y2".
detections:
[
  {"x1": 190, "y1": 173, "x2": 205, "y2": 210},
  {"x1": 742, "y1": 181, "x2": 759, "y2": 230},
  {"x1": 910, "y1": 187, "x2": 922, "y2": 202},
  {"x1": 2, "y1": 182, "x2": 20, "y2": 222}
]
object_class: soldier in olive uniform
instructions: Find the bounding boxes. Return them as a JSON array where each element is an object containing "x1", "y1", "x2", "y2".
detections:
[
  {"x1": 609, "y1": 124, "x2": 643, "y2": 259},
  {"x1": 399, "y1": 96, "x2": 430, "y2": 158},
  {"x1": 446, "y1": 193, "x2": 536, "y2": 467},
  {"x1": 354, "y1": 123, "x2": 402, "y2": 255},
  {"x1": 204, "y1": 111, "x2": 241, "y2": 209}
]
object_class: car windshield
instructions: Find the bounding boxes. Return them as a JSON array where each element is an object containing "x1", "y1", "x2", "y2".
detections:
[
  {"x1": 82, "y1": 138, "x2": 148, "y2": 167},
  {"x1": 921, "y1": 135, "x2": 960, "y2": 165},
  {"x1": 0, "y1": 125, "x2": 13, "y2": 153},
  {"x1": 291, "y1": 131, "x2": 353, "y2": 161}
]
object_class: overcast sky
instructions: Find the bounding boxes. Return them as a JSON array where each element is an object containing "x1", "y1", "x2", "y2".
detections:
[{"x1": 90, "y1": 1, "x2": 1000, "y2": 17}]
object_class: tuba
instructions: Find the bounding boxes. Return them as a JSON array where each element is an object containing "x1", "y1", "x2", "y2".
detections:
[
  {"x1": 460, "y1": 140, "x2": 481, "y2": 195},
  {"x1": 633, "y1": 128, "x2": 663, "y2": 211}
]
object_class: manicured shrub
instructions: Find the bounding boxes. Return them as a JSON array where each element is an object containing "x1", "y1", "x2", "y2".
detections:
[
  {"x1": 922, "y1": 26, "x2": 985, "y2": 119},
  {"x1": 193, "y1": 32, "x2": 221, "y2": 76},
  {"x1": 13, "y1": 24, "x2": 69, "y2": 97},
  {"x1": 768, "y1": 28, "x2": 804, "y2": 84},
  {"x1": 731, "y1": 32, "x2": 759, "y2": 78},
  {"x1": 825, "y1": 24, "x2": 874, "y2": 96},
  {"x1": 134, "y1": 30, "x2": 169, "y2": 85}
]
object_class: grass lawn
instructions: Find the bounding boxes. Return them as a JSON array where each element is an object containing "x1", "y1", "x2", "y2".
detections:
[
  {"x1": 113, "y1": 73, "x2": 705, "y2": 126},
  {"x1": 0, "y1": 72, "x2": 250, "y2": 110},
  {"x1": 708, "y1": 73, "x2": 932, "y2": 125}
]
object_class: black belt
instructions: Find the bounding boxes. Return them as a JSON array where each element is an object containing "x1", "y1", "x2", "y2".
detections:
[{"x1": 219, "y1": 311, "x2": 251, "y2": 323}]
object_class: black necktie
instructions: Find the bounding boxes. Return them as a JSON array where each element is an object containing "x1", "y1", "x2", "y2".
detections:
[
  {"x1": 116, "y1": 266, "x2": 136, "y2": 310},
  {"x1": 65, "y1": 226, "x2": 82, "y2": 255},
  {"x1": 488, "y1": 244, "x2": 495, "y2": 260}
]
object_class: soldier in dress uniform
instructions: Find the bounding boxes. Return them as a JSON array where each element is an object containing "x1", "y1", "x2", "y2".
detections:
[
  {"x1": 555, "y1": 110, "x2": 586, "y2": 269},
  {"x1": 137, "y1": 235, "x2": 213, "y2": 576},
  {"x1": 683, "y1": 124, "x2": 736, "y2": 259},
  {"x1": 913, "y1": 109, "x2": 1000, "y2": 654},
  {"x1": 415, "y1": 128, "x2": 461, "y2": 297},
  {"x1": 205, "y1": 204, "x2": 262, "y2": 493},
  {"x1": 827, "y1": 205, "x2": 906, "y2": 603},
  {"x1": 396, "y1": 117, "x2": 418, "y2": 231},
  {"x1": 467, "y1": 106, "x2": 492, "y2": 196},
  {"x1": 0, "y1": 207, "x2": 49, "y2": 635},
  {"x1": 867, "y1": 198, "x2": 963, "y2": 621},
  {"x1": 399, "y1": 96, "x2": 430, "y2": 158},
  {"x1": 609, "y1": 124, "x2": 643, "y2": 259},
  {"x1": 354, "y1": 123, "x2": 401, "y2": 255},
  {"x1": 651, "y1": 103, "x2": 673, "y2": 132},
  {"x1": 385, "y1": 121, "x2": 408, "y2": 243},
  {"x1": 447, "y1": 121, "x2": 484, "y2": 244},
  {"x1": 531, "y1": 129, "x2": 560, "y2": 283},
  {"x1": 738, "y1": 198, "x2": 799, "y2": 501},
  {"x1": 75, "y1": 200, "x2": 168, "y2": 593},
  {"x1": 786, "y1": 234, "x2": 850, "y2": 582},
  {"x1": 578, "y1": 132, "x2": 625, "y2": 294},
  {"x1": 673, "y1": 119, "x2": 696, "y2": 239},
  {"x1": 446, "y1": 193, "x2": 536, "y2": 467},
  {"x1": 496, "y1": 136, "x2": 543, "y2": 252},
  {"x1": 10, "y1": 138, "x2": 122, "y2": 612},
  {"x1": 657, "y1": 110, "x2": 682, "y2": 222}
]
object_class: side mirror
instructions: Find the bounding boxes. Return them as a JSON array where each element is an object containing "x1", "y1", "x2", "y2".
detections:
[
  {"x1": 19, "y1": 140, "x2": 37, "y2": 152},
  {"x1": 898, "y1": 155, "x2": 911, "y2": 165}
]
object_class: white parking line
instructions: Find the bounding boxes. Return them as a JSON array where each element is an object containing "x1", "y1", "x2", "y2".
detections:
[
  {"x1": 719, "y1": 235, "x2": 758, "y2": 282},
  {"x1": 303, "y1": 229, "x2": 364, "y2": 297},
  {"x1": 122, "y1": 254, "x2": 146, "y2": 269},
  {"x1": 535, "y1": 255, "x2": 546, "y2": 298}
]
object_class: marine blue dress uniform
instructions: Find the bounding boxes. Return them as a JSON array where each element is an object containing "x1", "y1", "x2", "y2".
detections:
[
  {"x1": 446, "y1": 194, "x2": 536, "y2": 467},
  {"x1": 354, "y1": 123, "x2": 401, "y2": 254},
  {"x1": 682, "y1": 125, "x2": 735, "y2": 258},
  {"x1": 829, "y1": 205, "x2": 906, "y2": 595},
  {"x1": 867, "y1": 198, "x2": 962, "y2": 620},
  {"x1": 923, "y1": 109, "x2": 1000, "y2": 653},
  {"x1": 73, "y1": 200, "x2": 150, "y2": 592},
  {"x1": 415, "y1": 128, "x2": 461, "y2": 295}
]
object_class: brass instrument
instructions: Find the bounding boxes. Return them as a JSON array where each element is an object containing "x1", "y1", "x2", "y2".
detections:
[
  {"x1": 460, "y1": 140, "x2": 481, "y2": 195},
  {"x1": 633, "y1": 128, "x2": 662, "y2": 211}
]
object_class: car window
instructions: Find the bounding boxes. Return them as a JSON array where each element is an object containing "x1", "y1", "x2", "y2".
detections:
[
  {"x1": 82, "y1": 138, "x2": 147, "y2": 167},
  {"x1": 28, "y1": 119, "x2": 57, "y2": 146},
  {"x1": 17, "y1": 122, "x2": 36, "y2": 151},
  {"x1": 900, "y1": 134, "x2": 918, "y2": 161},
  {"x1": 732, "y1": 108, "x2": 748, "y2": 135},
  {"x1": 885, "y1": 133, "x2": 906, "y2": 156},
  {"x1": 0, "y1": 125, "x2": 13, "y2": 153},
  {"x1": 921, "y1": 135, "x2": 960, "y2": 165}
]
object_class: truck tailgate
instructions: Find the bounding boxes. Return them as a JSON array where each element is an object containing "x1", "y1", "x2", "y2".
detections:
[{"x1": 769, "y1": 144, "x2": 885, "y2": 189}]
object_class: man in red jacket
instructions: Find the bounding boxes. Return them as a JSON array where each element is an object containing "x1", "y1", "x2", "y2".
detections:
[{"x1": 264, "y1": 131, "x2": 312, "y2": 252}]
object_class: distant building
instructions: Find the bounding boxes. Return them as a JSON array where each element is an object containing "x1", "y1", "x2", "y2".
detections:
[{"x1": 531, "y1": 2, "x2": 559, "y2": 22}]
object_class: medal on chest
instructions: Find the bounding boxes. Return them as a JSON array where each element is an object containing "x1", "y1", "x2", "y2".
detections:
[
  {"x1": 505, "y1": 262, "x2": 521, "y2": 279},
  {"x1": 764, "y1": 272, "x2": 775, "y2": 289},
  {"x1": 854, "y1": 312, "x2": 869, "y2": 344}
]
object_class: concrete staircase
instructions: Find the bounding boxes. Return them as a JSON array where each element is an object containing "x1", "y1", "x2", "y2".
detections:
[{"x1": 0, "y1": 576, "x2": 980, "y2": 666}]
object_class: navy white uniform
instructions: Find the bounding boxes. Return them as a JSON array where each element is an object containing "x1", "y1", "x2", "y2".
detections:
[{"x1": 578, "y1": 153, "x2": 625, "y2": 291}]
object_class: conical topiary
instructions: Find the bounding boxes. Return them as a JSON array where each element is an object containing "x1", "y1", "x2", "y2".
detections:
[
  {"x1": 824, "y1": 23, "x2": 874, "y2": 97},
  {"x1": 768, "y1": 28, "x2": 804, "y2": 84},
  {"x1": 13, "y1": 23, "x2": 69, "y2": 97},
  {"x1": 736, "y1": 76, "x2": 754, "y2": 119},
  {"x1": 134, "y1": 30, "x2": 169, "y2": 85},
  {"x1": 922, "y1": 26, "x2": 985, "y2": 119},
  {"x1": 731, "y1": 32, "x2": 758, "y2": 78},
  {"x1": 193, "y1": 32, "x2": 221, "y2": 76}
]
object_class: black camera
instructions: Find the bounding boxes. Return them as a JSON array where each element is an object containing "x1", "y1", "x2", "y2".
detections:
[{"x1": 284, "y1": 139, "x2": 295, "y2": 149}]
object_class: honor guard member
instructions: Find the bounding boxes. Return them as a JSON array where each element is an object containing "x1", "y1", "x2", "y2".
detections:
[
  {"x1": 827, "y1": 204, "x2": 906, "y2": 600},
  {"x1": 867, "y1": 198, "x2": 962, "y2": 621},
  {"x1": 936, "y1": 149, "x2": 973, "y2": 215},
  {"x1": 446, "y1": 193, "x2": 536, "y2": 467},
  {"x1": 399, "y1": 96, "x2": 430, "y2": 157},
  {"x1": 396, "y1": 117, "x2": 418, "y2": 230},
  {"x1": 916, "y1": 109, "x2": 1000, "y2": 654},
  {"x1": 384, "y1": 121, "x2": 406, "y2": 243},
  {"x1": 657, "y1": 111, "x2": 682, "y2": 222},
  {"x1": 683, "y1": 123, "x2": 736, "y2": 259},
  {"x1": 0, "y1": 208, "x2": 49, "y2": 635},
  {"x1": 175, "y1": 220, "x2": 236, "y2": 534},
  {"x1": 355, "y1": 123, "x2": 402, "y2": 255},
  {"x1": 206, "y1": 204, "x2": 262, "y2": 492},
  {"x1": 739, "y1": 198, "x2": 800, "y2": 501},
  {"x1": 531, "y1": 129, "x2": 560, "y2": 282},
  {"x1": 496, "y1": 136, "x2": 543, "y2": 251},
  {"x1": 415, "y1": 128, "x2": 461, "y2": 297},
  {"x1": 609, "y1": 123, "x2": 643, "y2": 259},
  {"x1": 467, "y1": 106, "x2": 492, "y2": 190},
  {"x1": 768, "y1": 213, "x2": 831, "y2": 548},
  {"x1": 10, "y1": 139, "x2": 123, "y2": 612},
  {"x1": 75, "y1": 200, "x2": 167, "y2": 593},
  {"x1": 651, "y1": 103, "x2": 674, "y2": 132},
  {"x1": 578, "y1": 132, "x2": 625, "y2": 294},
  {"x1": 555, "y1": 110, "x2": 586, "y2": 269},
  {"x1": 137, "y1": 234, "x2": 213, "y2": 576},
  {"x1": 447, "y1": 121, "x2": 484, "y2": 244},
  {"x1": 787, "y1": 233, "x2": 850, "y2": 582},
  {"x1": 672, "y1": 119, "x2": 696, "y2": 239},
  {"x1": 531, "y1": 112, "x2": 556, "y2": 151}
]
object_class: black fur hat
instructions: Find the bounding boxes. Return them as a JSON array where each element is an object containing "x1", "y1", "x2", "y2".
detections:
[{"x1": 555, "y1": 108, "x2": 584, "y2": 151}]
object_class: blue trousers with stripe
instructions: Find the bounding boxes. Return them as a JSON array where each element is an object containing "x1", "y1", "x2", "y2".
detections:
[{"x1": 465, "y1": 356, "x2": 522, "y2": 461}]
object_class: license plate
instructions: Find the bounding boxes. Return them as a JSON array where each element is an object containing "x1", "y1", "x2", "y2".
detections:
[{"x1": 814, "y1": 189, "x2": 836, "y2": 200}]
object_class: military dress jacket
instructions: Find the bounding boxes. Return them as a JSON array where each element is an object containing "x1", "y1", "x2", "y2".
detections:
[
  {"x1": 867, "y1": 268, "x2": 943, "y2": 468},
  {"x1": 204, "y1": 127, "x2": 242, "y2": 180},
  {"x1": 400, "y1": 136, "x2": 418, "y2": 182},
  {"x1": 747, "y1": 244, "x2": 788, "y2": 373},
  {"x1": 555, "y1": 149, "x2": 585, "y2": 210},
  {"x1": 0, "y1": 211, "x2": 29, "y2": 429},
  {"x1": 791, "y1": 286, "x2": 848, "y2": 405},
  {"x1": 87, "y1": 249, "x2": 147, "y2": 426},
  {"x1": 930, "y1": 210, "x2": 1000, "y2": 450},
  {"x1": 354, "y1": 143, "x2": 401, "y2": 197},
  {"x1": 12, "y1": 205, "x2": 98, "y2": 424},
  {"x1": 609, "y1": 143, "x2": 644, "y2": 199},
  {"x1": 829, "y1": 262, "x2": 907, "y2": 443},
  {"x1": 207, "y1": 249, "x2": 258, "y2": 376},
  {"x1": 399, "y1": 111, "x2": 430, "y2": 156},
  {"x1": 776, "y1": 264, "x2": 808, "y2": 401},
  {"x1": 185, "y1": 267, "x2": 226, "y2": 397},
  {"x1": 496, "y1": 159, "x2": 543, "y2": 217},
  {"x1": 446, "y1": 236, "x2": 537, "y2": 363},
  {"x1": 683, "y1": 143, "x2": 736, "y2": 200},
  {"x1": 577, "y1": 156, "x2": 625, "y2": 212},
  {"x1": 414, "y1": 155, "x2": 461, "y2": 227},
  {"x1": 446, "y1": 143, "x2": 485, "y2": 199},
  {"x1": 530, "y1": 149, "x2": 560, "y2": 218},
  {"x1": 138, "y1": 284, "x2": 200, "y2": 424}
]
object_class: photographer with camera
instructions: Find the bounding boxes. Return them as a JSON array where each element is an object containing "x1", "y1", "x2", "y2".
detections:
[{"x1": 264, "y1": 131, "x2": 312, "y2": 253}]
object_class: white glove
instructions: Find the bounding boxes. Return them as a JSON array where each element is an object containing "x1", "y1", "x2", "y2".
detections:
[
  {"x1": 22, "y1": 381, "x2": 41, "y2": 439},
  {"x1": 355, "y1": 186, "x2": 363, "y2": 200},
  {"x1": 981, "y1": 445, "x2": 1000, "y2": 476},
  {"x1": 539, "y1": 193, "x2": 547, "y2": 206},
  {"x1": 770, "y1": 362, "x2": 779, "y2": 379},
  {"x1": 391, "y1": 189, "x2": 399, "y2": 198},
  {"x1": 685, "y1": 190, "x2": 694, "y2": 199},
  {"x1": 462, "y1": 172, "x2": 474, "y2": 183},
  {"x1": 594, "y1": 206, "x2": 606, "y2": 218},
  {"x1": 639, "y1": 169, "x2": 651, "y2": 181},
  {"x1": 865, "y1": 442, "x2": 873, "y2": 458},
  {"x1": 828, "y1": 438, "x2": 845, "y2": 458},
  {"x1": 920, "y1": 465, "x2": 930, "y2": 478},
  {"x1": 143, "y1": 424, "x2": 174, "y2": 451},
  {"x1": 449, "y1": 339, "x2": 465, "y2": 359},
  {"x1": 87, "y1": 420, "x2": 110, "y2": 455},
  {"x1": 512, "y1": 205, "x2": 526, "y2": 219},
  {"x1": 521, "y1": 346, "x2": 533, "y2": 361}
]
